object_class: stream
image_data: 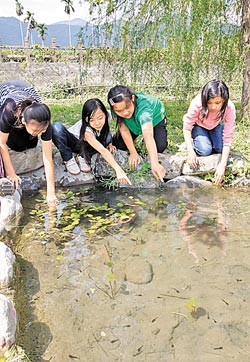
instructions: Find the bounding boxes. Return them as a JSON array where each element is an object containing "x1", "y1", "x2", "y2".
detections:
[{"x1": 5, "y1": 185, "x2": 250, "y2": 362}]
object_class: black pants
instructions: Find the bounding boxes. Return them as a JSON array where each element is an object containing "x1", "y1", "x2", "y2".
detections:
[{"x1": 112, "y1": 118, "x2": 168, "y2": 153}]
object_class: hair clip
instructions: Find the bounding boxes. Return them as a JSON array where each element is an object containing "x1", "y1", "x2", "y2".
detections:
[{"x1": 109, "y1": 93, "x2": 125, "y2": 106}]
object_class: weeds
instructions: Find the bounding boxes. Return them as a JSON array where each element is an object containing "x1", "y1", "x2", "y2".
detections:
[{"x1": 0, "y1": 345, "x2": 31, "y2": 362}]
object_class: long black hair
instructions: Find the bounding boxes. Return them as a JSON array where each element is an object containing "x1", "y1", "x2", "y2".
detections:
[
  {"x1": 201, "y1": 79, "x2": 229, "y2": 120},
  {"x1": 80, "y1": 98, "x2": 110, "y2": 162},
  {"x1": 107, "y1": 85, "x2": 134, "y2": 125}
]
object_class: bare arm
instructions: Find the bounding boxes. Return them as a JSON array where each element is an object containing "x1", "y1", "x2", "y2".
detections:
[
  {"x1": 41, "y1": 139, "x2": 57, "y2": 206},
  {"x1": 0, "y1": 131, "x2": 21, "y2": 188},
  {"x1": 85, "y1": 131, "x2": 131, "y2": 185},
  {"x1": 214, "y1": 145, "x2": 230, "y2": 185},
  {"x1": 119, "y1": 122, "x2": 141, "y2": 169},
  {"x1": 183, "y1": 128, "x2": 198, "y2": 168},
  {"x1": 141, "y1": 122, "x2": 166, "y2": 182}
]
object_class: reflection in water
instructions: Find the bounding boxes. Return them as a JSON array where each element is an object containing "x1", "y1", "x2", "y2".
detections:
[
  {"x1": 12, "y1": 186, "x2": 250, "y2": 361},
  {"x1": 14, "y1": 255, "x2": 52, "y2": 360},
  {"x1": 179, "y1": 194, "x2": 228, "y2": 263}
]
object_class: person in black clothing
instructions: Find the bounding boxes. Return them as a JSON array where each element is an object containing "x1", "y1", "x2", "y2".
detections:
[{"x1": 0, "y1": 80, "x2": 57, "y2": 206}]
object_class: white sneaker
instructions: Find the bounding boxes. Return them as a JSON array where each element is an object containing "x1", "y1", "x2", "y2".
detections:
[
  {"x1": 77, "y1": 156, "x2": 91, "y2": 173},
  {"x1": 65, "y1": 157, "x2": 80, "y2": 175}
]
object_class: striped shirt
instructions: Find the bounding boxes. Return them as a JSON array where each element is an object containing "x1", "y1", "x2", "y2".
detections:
[{"x1": 0, "y1": 81, "x2": 41, "y2": 106}]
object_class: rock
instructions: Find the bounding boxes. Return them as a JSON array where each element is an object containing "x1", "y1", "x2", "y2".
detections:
[
  {"x1": 125, "y1": 257, "x2": 153, "y2": 284},
  {"x1": 227, "y1": 151, "x2": 250, "y2": 176},
  {"x1": 19, "y1": 153, "x2": 94, "y2": 188},
  {"x1": 0, "y1": 243, "x2": 15, "y2": 288},
  {"x1": 182, "y1": 154, "x2": 221, "y2": 175},
  {"x1": 0, "y1": 294, "x2": 16, "y2": 356},
  {"x1": 231, "y1": 176, "x2": 250, "y2": 187},
  {"x1": 158, "y1": 153, "x2": 186, "y2": 179},
  {"x1": 53, "y1": 153, "x2": 94, "y2": 187},
  {"x1": 0, "y1": 191, "x2": 23, "y2": 233},
  {"x1": 9, "y1": 146, "x2": 44, "y2": 174},
  {"x1": 91, "y1": 150, "x2": 129, "y2": 179},
  {"x1": 19, "y1": 176, "x2": 40, "y2": 192},
  {"x1": 165, "y1": 175, "x2": 212, "y2": 188},
  {"x1": 14, "y1": 147, "x2": 248, "y2": 191}
]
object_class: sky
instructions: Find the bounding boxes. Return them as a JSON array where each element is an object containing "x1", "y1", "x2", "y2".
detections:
[{"x1": 0, "y1": 0, "x2": 90, "y2": 24}]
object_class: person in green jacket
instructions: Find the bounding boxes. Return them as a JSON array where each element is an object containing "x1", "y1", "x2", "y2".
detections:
[{"x1": 108, "y1": 85, "x2": 168, "y2": 181}]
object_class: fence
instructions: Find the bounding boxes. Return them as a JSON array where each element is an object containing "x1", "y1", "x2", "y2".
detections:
[{"x1": 0, "y1": 41, "x2": 243, "y2": 102}]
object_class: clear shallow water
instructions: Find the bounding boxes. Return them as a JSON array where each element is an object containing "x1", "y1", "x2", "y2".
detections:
[{"x1": 9, "y1": 186, "x2": 250, "y2": 361}]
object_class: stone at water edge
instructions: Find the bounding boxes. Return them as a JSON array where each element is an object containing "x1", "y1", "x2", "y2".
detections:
[
  {"x1": 0, "y1": 242, "x2": 15, "y2": 288},
  {"x1": 0, "y1": 190, "x2": 23, "y2": 233},
  {"x1": 165, "y1": 175, "x2": 212, "y2": 188},
  {"x1": 0, "y1": 294, "x2": 16, "y2": 357},
  {"x1": 182, "y1": 154, "x2": 222, "y2": 175}
]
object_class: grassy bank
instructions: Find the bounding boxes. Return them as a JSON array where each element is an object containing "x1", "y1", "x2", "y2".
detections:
[{"x1": 48, "y1": 99, "x2": 250, "y2": 159}]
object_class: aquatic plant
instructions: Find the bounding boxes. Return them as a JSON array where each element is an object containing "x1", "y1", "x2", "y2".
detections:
[
  {"x1": 28, "y1": 190, "x2": 141, "y2": 244},
  {"x1": 184, "y1": 298, "x2": 198, "y2": 314}
]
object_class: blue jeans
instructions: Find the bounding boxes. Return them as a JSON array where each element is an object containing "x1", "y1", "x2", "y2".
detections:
[
  {"x1": 192, "y1": 124, "x2": 223, "y2": 156},
  {"x1": 52, "y1": 122, "x2": 81, "y2": 162}
]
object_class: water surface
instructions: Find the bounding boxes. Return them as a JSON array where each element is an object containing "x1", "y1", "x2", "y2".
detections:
[{"x1": 10, "y1": 186, "x2": 250, "y2": 361}]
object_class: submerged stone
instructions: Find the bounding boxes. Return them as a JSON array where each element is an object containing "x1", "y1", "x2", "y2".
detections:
[{"x1": 125, "y1": 257, "x2": 153, "y2": 284}]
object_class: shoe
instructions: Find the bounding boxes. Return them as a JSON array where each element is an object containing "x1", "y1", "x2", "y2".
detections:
[
  {"x1": 0, "y1": 178, "x2": 15, "y2": 197},
  {"x1": 65, "y1": 157, "x2": 80, "y2": 175},
  {"x1": 77, "y1": 156, "x2": 91, "y2": 173}
]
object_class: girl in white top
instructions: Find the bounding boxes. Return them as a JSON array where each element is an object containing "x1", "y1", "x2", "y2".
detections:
[{"x1": 52, "y1": 98, "x2": 131, "y2": 185}]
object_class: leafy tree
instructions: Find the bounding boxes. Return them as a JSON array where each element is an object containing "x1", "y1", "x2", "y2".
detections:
[
  {"x1": 61, "y1": 0, "x2": 75, "y2": 46},
  {"x1": 15, "y1": 0, "x2": 24, "y2": 46},
  {"x1": 83, "y1": 0, "x2": 241, "y2": 96},
  {"x1": 37, "y1": 23, "x2": 48, "y2": 47}
]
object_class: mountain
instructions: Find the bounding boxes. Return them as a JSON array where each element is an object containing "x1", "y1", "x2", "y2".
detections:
[
  {"x1": 0, "y1": 16, "x2": 95, "y2": 46},
  {"x1": 55, "y1": 18, "x2": 88, "y2": 26}
]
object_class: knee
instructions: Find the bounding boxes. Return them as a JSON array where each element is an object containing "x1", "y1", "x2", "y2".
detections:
[
  {"x1": 193, "y1": 136, "x2": 212, "y2": 156},
  {"x1": 52, "y1": 122, "x2": 64, "y2": 136},
  {"x1": 157, "y1": 141, "x2": 167, "y2": 153}
]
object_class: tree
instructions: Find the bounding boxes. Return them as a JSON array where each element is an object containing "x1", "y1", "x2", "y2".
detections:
[
  {"x1": 15, "y1": 0, "x2": 24, "y2": 46},
  {"x1": 37, "y1": 23, "x2": 48, "y2": 47},
  {"x1": 241, "y1": 0, "x2": 250, "y2": 119},
  {"x1": 24, "y1": 11, "x2": 37, "y2": 45},
  {"x1": 83, "y1": 0, "x2": 250, "y2": 111},
  {"x1": 84, "y1": 0, "x2": 241, "y2": 95},
  {"x1": 61, "y1": 0, "x2": 75, "y2": 46}
]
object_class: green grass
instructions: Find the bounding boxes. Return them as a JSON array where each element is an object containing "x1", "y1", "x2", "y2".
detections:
[
  {"x1": 47, "y1": 99, "x2": 250, "y2": 159},
  {"x1": 48, "y1": 103, "x2": 82, "y2": 127}
]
